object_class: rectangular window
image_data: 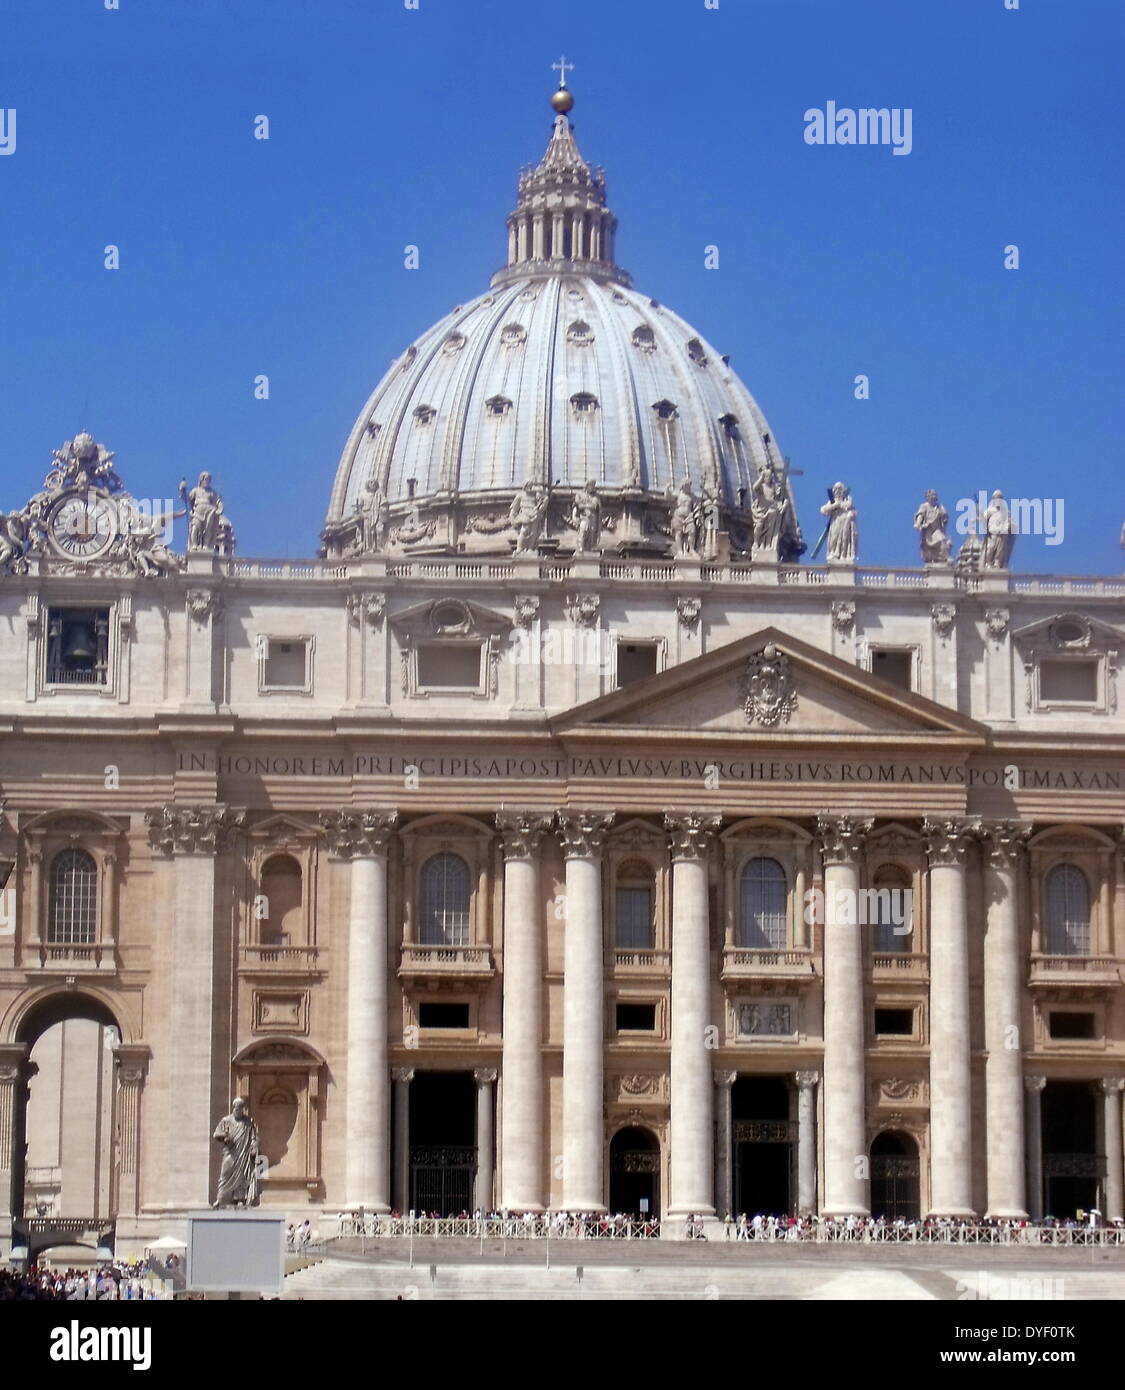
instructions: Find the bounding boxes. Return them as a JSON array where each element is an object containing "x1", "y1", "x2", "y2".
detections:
[
  {"x1": 874, "y1": 1007, "x2": 914, "y2": 1036},
  {"x1": 1039, "y1": 658, "x2": 1098, "y2": 705},
  {"x1": 870, "y1": 649, "x2": 913, "y2": 692},
  {"x1": 615, "y1": 887, "x2": 654, "y2": 950},
  {"x1": 418, "y1": 1002, "x2": 471, "y2": 1029},
  {"x1": 616, "y1": 642, "x2": 659, "y2": 688},
  {"x1": 1048, "y1": 1011, "x2": 1096, "y2": 1040},
  {"x1": 416, "y1": 644, "x2": 483, "y2": 690},
  {"x1": 45, "y1": 608, "x2": 111, "y2": 687},
  {"x1": 259, "y1": 636, "x2": 313, "y2": 692},
  {"x1": 615, "y1": 1003, "x2": 657, "y2": 1032}
]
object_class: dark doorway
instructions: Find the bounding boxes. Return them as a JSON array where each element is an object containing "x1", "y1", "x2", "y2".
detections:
[
  {"x1": 608, "y1": 1127, "x2": 660, "y2": 1217},
  {"x1": 408, "y1": 1072, "x2": 476, "y2": 1216},
  {"x1": 870, "y1": 1130, "x2": 921, "y2": 1220},
  {"x1": 1042, "y1": 1081, "x2": 1100, "y2": 1219},
  {"x1": 732, "y1": 1075, "x2": 794, "y2": 1217}
]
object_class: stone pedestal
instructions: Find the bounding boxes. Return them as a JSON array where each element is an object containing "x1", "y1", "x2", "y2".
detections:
[{"x1": 665, "y1": 812, "x2": 720, "y2": 1217}]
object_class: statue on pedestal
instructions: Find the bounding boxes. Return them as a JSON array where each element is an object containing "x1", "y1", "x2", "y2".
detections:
[
  {"x1": 212, "y1": 1097, "x2": 261, "y2": 1208},
  {"x1": 750, "y1": 465, "x2": 787, "y2": 553},
  {"x1": 508, "y1": 481, "x2": 548, "y2": 553},
  {"x1": 913, "y1": 489, "x2": 952, "y2": 564},
  {"x1": 981, "y1": 489, "x2": 1015, "y2": 570},
  {"x1": 569, "y1": 479, "x2": 602, "y2": 552},
  {"x1": 819, "y1": 482, "x2": 858, "y2": 562},
  {"x1": 179, "y1": 471, "x2": 232, "y2": 553},
  {"x1": 670, "y1": 479, "x2": 699, "y2": 555}
]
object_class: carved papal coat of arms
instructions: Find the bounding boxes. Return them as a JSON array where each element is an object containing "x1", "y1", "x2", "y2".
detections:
[{"x1": 741, "y1": 643, "x2": 798, "y2": 727}]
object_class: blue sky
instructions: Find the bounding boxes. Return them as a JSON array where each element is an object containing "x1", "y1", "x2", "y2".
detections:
[{"x1": 0, "y1": 0, "x2": 1121, "y2": 571}]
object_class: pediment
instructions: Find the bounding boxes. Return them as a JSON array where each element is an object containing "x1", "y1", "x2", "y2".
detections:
[
  {"x1": 1011, "y1": 612, "x2": 1122, "y2": 653},
  {"x1": 553, "y1": 627, "x2": 986, "y2": 743},
  {"x1": 389, "y1": 596, "x2": 510, "y2": 639}
]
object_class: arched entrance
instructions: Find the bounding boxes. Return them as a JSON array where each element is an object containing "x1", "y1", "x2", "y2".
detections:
[
  {"x1": 6, "y1": 992, "x2": 134, "y2": 1263},
  {"x1": 732, "y1": 1076, "x2": 794, "y2": 1216},
  {"x1": 1042, "y1": 1081, "x2": 1100, "y2": 1219},
  {"x1": 608, "y1": 1127, "x2": 660, "y2": 1217},
  {"x1": 870, "y1": 1131, "x2": 921, "y2": 1220}
]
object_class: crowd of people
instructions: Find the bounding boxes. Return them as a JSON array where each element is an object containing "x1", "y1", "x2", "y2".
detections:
[
  {"x1": 0, "y1": 1260, "x2": 161, "y2": 1301},
  {"x1": 332, "y1": 1209, "x2": 662, "y2": 1239}
]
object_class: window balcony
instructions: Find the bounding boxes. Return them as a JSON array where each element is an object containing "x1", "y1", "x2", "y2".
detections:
[
  {"x1": 871, "y1": 952, "x2": 929, "y2": 981},
  {"x1": 238, "y1": 944, "x2": 323, "y2": 976},
  {"x1": 1028, "y1": 954, "x2": 1121, "y2": 991},
  {"x1": 398, "y1": 942, "x2": 494, "y2": 980},
  {"x1": 721, "y1": 947, "x2": 817, "y2": 983},
  {"x1": 610, "y1": 948, "x2": 670, "y2": 974},
  {"x1": 30, "y1": 942, "x2": 114, "y2": 972}
]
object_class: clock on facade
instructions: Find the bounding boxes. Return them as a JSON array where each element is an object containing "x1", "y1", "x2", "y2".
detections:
[{"x1": 47, "y1": 494, "x2": 117, "y2": 559}]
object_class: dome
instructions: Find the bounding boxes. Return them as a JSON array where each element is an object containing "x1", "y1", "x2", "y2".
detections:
[{"x1": 323, "y1": 91, "x2": 804, "y2": 563}]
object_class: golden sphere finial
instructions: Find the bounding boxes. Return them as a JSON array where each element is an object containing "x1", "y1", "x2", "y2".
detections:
[{"x1": 551, "y1": 87, "x2": 574, "y2": 115}]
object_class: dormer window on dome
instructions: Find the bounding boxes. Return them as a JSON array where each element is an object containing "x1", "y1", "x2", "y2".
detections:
[
  {"x1": 485, "y1": 395, "x2": 512, "y2": 418},
  {"x1": 686, "y1": 338, "x2": 708, "y2": 366},
  {"x1": 442, "y1": 332, "x2": 466, "y2": 355},
  {"x1": 653, "y1": 399, "x2": 679, "y2": 421},
  {"x1": 632, "y1": 325, "x2": 656, "y2": 353},
  {"x1": 501, "y1": 323, "x2": 527, "y2": 348},
  {"x1": 567, "y1": 320, "x2": 593, "y2": 346},
  {"x1": 413, "y1": 405, "x2": 436, "y2": 426},
  {"x1": 401, "y1": 347, "x2": 418, "y2": 373},
  {"x1": 365, "y1": 420, "x2": 381, "y2": 439},
  {"x1": 570, "y1": 392, "x2": 599, "y2": 415},
  {"x1": 719, "y1": 413, "x2": 740, "y2": 440}
]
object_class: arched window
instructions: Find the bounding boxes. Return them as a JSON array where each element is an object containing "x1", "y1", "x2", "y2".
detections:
[
  {"x1": 419, "y1": 852, "x2": 471, "y2": 946},
  {"x1": 739, "y1": 857, "x2": 787, "y2": 949},
  {"x1": 260, "y1": 854, "x2": 302, "y2": 946},
  {"x1": 871, "y1": 865, "x2": 912, "y2": 954},
  {"x1": 48, "y1": 849, "x2": 98, "y2": 945},
  {"x1": 1045, "y1": 864, "x2": 1090, "y2": 956},
  {"x1": 615, "y1": 860, "x2": 655, "y2": 951}
]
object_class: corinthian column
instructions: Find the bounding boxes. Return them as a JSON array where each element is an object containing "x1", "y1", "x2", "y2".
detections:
[
  {"x1": 1100, "y1": 1078, "x2": 1125, "y2": 1223},
  {"x1": 819, "y1": 815, "x2": 872, "y2": 1217},
  {"x1": 980, "y1": 822, "x2": 1030, "y2": 1219},
  {"x1": 320, "y1": 809, "x2": 398, "y2": 1211},
  {"x1": 796, "y1": 1069, "x2": 820, "y2": 1216},
  {"x1": 497, "y1": 811, "x2": 553, "y2": 1211},
  {"x1": 557, "y1": 811, "x2": 614, "y2": 1212},
  {"x1": 0, "y1": 1044, "x2": 27, "y2": 1246},
  {"x1": 714, "y1": 1071, "x2": 736, "y2": 1220},
  {"x1": 665, "y1": 811, "x2": 721, "y2": 1218},
  {"x1": 474, "y1": 1068, "x2": 497, "y2": 1213},
  {"x1": 145, "y1": 804, "x2": 245, "y2": 1209},
  {"x1": 391, "y1": 1068, "x2": 414, "y2": 1215},
  {"x1": 924, "y1": 817, "x2": 976, "y2": 1217},
  {"x1": 1024, "y1": 1075, "x2": 1045, "y2": 1220},
  {"x1": 112, "y1": 1046, "x2": 152, "y2": 1220}
]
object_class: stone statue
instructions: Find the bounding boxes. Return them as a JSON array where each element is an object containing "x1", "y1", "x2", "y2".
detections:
[
  {"x1": 750, "y1": 465, "x2": 787, "y2": 553},
  {"x1": 46, "y1": 433, "x2": 123, "y2": 495},
  {"x1": 820, "y1": 482, "x2": 858, "y2": 563},
  {"x1": 700, "y1": 489, "x2": 721, "y2": 560},
  {"x1": 124, "y1": 503, "x2": 184, "y2": 578},
  {"x1": 212, "y1": 1097, "x2": 260, "y2": 1208},
  {"x1": 569, "y1": 479, "x2": 602, "y2": 552},
  {"x1": 508, "y1": 481, "x2": 548, "y2": 553},
  {"x1": 913, "y1": 489, "x2": 952, "y2": 564},
  {"x1": 0, "y1": 513, "x2": 30, "y2": 576},
  {"x1": 349, "y1": 478, "x2": 386, "y2": 555},
  {"x1": 179, "y1": 471, "x2": 230, "y2": 552},
  {"x1": 981, "y1": 489, "x2": 1015, "y2": 570},
  {"x1": 670, "y1": 479, "x2": 699, "y2": 555}
]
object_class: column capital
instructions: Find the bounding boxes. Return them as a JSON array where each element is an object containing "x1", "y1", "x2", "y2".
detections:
[
  {"x1": 391, "y1": 1067, "x2": 415, "y2": 1084},
  {"x1": 112, "y1": 1044, "x2": 152, "y2": 1087},
  {"x1": 816, "y1": 814, "x2": 873, "y2": 866},
  {"x1": 496, "y1": 811, "x2": 553, "y2": 860},
  {"x1": 977, "y1": 819, "x2": 1032, "y2": 867},
  {"x1": 145, "y1": 804, "x2": 247, "y2": 856},
  {"x1": 795, "y1": 1069, "x2": 821, "y2": 1090},
  {"x1": 474, "y1": 1066, "x2": 498, "y2": 1085},
  {"x1": 1024, "y1": 1074, "x2": 1047, "y2": 1094},
  {"x1": 318, "y1": 809, "x2": 399, "y2": 858},
  {"x1": 1099, "y1": 1077, "x2": 1125, "y2": 1096},
  {"x1": 663, "y1": 810, "x2": 721, "y2": 860},
  {"x1": 923, "y1": 817, "x2": 978, "y2": 867},
  {"x1": 713, "y1": 1069, "x2": 737, "y2": 1088},
  {"x1": 556, "y1": 811, "x2": 615, "y2": 858},
  {"x1": 0, "y1": 1041, "x2": 28, "y2": 1084}
]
